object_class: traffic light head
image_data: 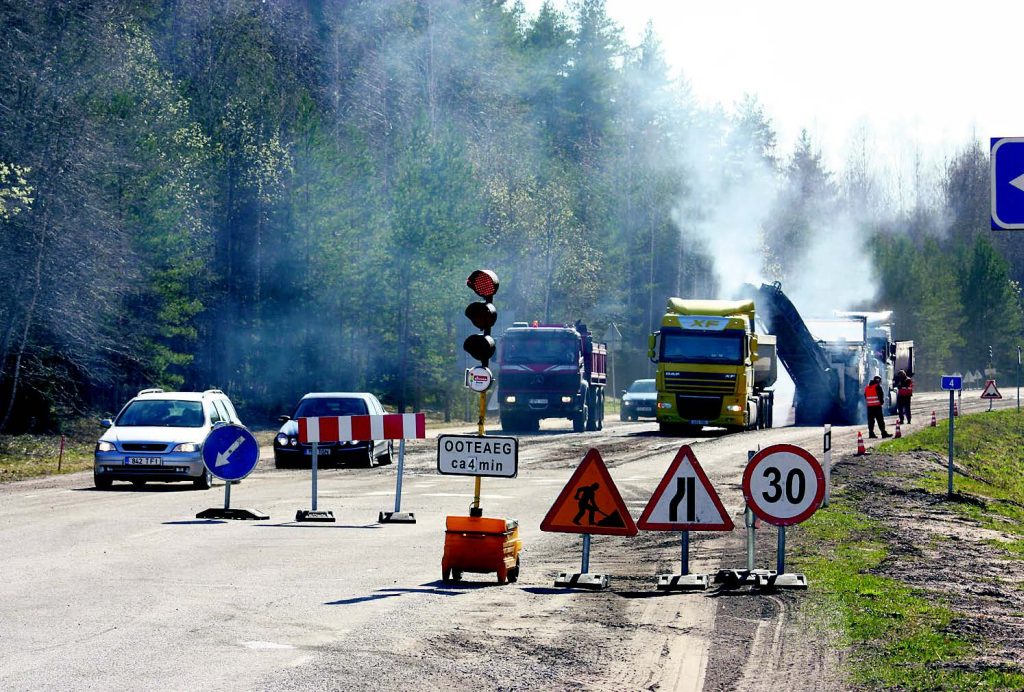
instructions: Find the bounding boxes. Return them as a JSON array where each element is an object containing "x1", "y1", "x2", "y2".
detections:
[
  {"x1": 464, "y1": 269, "x2": 500, "y2": 367},
  {"x1": 467, "y1": 269, "x2": 499, "y2": 299}
]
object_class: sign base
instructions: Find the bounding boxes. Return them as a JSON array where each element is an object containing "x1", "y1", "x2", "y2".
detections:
[
  {"x1": 379, "y1": 510, "x2": 416, "y2": 524},
  {"x1": 295, "y1": 509, "x2": 336, "y2": 523},
  {"x1": 196, "y1": 507, "x2": 269, "y2": 521},
  {"x1": 553, "y1": 571, "x2": 610, "y2": 590},
  {"x1": 713, "y1": 568, "x2": 776, "y2": 587},
  {"x1": 759, "y1": 572, "x2": 809, "y2": 590},
  {"x1": 656, "y1": 573, "x2": 709, "y2": 591}
]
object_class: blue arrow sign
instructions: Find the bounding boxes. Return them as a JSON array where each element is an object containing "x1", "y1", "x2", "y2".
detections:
[
  {"x1": 991, "y1": 138, "x2": 1024, "y2": 230},
  {"x1": 940, "y1": 375, "x2": 963, "y2": 391},
  {"x1": 202, "y1": 424, "x2": 260, "y2": 481}
]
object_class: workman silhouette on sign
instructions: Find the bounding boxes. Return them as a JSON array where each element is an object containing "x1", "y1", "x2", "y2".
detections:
[{"x1": 572, "y1": 482, "x2": 603, "y2": 525}]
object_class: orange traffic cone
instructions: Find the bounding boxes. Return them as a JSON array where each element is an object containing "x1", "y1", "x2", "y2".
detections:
[
  {"x1": 930, "y1": 411, "x2": 937, "y2": 427},
  {"x1": 954, "y1": 402, "x2": 959, "y2": 417},
  {"x1": 856, "y1": 430, "x2": 866, "y2": 456},
  {"x1": 894, "y1": 420, "x2": 902, "y2": 439}
]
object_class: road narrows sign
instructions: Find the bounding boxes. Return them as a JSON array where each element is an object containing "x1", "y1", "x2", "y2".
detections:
[
  {"x1": 637, "y1": 445, "x2": 734, "y2": 532},
  {"x1": 980, "y1": 379, "x2": 1003, "y2": 399},
  {"x1": 541, "y1": 448, "x2": 638, "y2": 536},
  {"x1": 742, "y1": 444, "x2": 825, "y2": 527}
]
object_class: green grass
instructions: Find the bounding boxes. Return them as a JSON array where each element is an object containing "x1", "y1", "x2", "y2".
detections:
[
  {"x1": 788, "y1": 408, "x2": 1024, "y2": 690},
  {"x1": 879, "y1": 408, "x2": 1024, "y2": 558},
  {"x1": 0, "y1": 418, "x2": 100, "y2": 482}
]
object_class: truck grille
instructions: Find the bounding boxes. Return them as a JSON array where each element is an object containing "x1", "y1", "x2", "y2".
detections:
[
  {"x1": 675, "y1": 396, "x2": 723, "y2": 420},
  {"x1": 499, "y1": 372, "x2": 579, "y2": 392},
  {"x1": 663, "y1": 371, "x2": 737, "y2": 395}
]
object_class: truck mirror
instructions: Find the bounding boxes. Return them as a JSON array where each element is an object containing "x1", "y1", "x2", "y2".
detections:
[
  {"x1": 647, "y1": 333, "x2": 657, "y2": 363},
  {"x1": 750, "y1": 334, "x2": 759, "y2": 358}
]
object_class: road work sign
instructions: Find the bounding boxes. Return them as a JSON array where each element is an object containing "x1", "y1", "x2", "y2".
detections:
[
  {"x1": 742, "y1": 444, "x2": 824, "y2": 527},
  {"x1": 202, "y1": 424, "x2": 259, "y2": 482},
  {"x1": 541, "y1": 448, "x2": 637, "y2": 536},
  {"x1": 637, "y1": 445, "x2": 734, "y2": 531},
  {"x1": 980, "y1": 379, "x2": 1003, "y2": 399},
  {"x1": 437, "y1": 434, "x2": 518, "y2": 478}
]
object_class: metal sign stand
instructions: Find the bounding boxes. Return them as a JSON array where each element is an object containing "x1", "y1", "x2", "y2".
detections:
[
  {"x1": 297, "y1": 442, "x2": 335, "y2": 522},
  {"x1": 379, "y1": 438, "x2": 415, "y2": 523},
  {"x1": 553, "y1": 534, "x2": 611, "y2": 590},
  {"x1": 195, "y1": 424, "x2": 267, "y2": 520},
  {"x1": 948, "y1": 390, "x2": 956, "y2": 498},
  {"x1": 822, "y1": 424, "x2": 832, "y2": 507},
  {"x1": 656, "y1": 530, "x2": 709, "y2": 591},
  {"x1": 715, "y1": 450, "x2": 773, "y2": 586},
  {"x1": 769, "y1": 524, "x2": 808, "y2": 589}
]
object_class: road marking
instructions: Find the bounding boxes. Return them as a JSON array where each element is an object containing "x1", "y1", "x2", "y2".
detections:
[
  {"x1": 423, "y1": 493, "x2": 514, "y2": 499},
  {"x1": 241, "y1": 641, "x2": 295, "y2": 650}
]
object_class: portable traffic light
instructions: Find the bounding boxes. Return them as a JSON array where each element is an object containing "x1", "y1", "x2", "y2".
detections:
[{"x1": 464, "y1": 270, "x2": 499, "y2": 366}]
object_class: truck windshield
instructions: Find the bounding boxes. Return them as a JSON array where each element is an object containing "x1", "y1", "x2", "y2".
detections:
[
  {"x1": 661, "y1": 331, "x2": 744, "y2": 365},
  {"x1": 502, "y1": 333, "x2": 579, "y2": 365}
]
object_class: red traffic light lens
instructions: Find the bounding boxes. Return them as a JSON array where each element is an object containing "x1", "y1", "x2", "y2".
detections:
[
  {"x1": 463, "y1": 334, "x2": 496, "y2": 363},
  {"x1": 465, "y1": 301, "x2": 497, "y2": 330},
  {"x1": 467, "y1": 269, "x2": 499, "y2": 298}
]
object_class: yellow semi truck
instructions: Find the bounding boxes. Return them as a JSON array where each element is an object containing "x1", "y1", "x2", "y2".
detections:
[{"x1": 648, "y1": 298, "x2": 777, "y2": 434}]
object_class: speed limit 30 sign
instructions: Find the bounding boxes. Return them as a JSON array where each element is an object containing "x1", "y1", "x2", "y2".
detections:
[{"x1": 742, "y1": 444, "x2": 825, "y2": 526}]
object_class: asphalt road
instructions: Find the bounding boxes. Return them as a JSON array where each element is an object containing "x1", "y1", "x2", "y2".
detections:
[{"x1": 0, "y1": 390, "x2": 1012, "y2": 690}]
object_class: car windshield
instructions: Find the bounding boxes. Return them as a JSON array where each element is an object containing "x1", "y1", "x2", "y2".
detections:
[
  {"x1": 661, "y1": 331, "x2": 744, "y2": 365},
  {"x1": 293, "y1": 397, "x2": 369, "y2": 418},
  {"x1": 502, "y1": 332, "x2": 579, "y2": 365},
  {"x1": 116, "y1": 400, "x2": 205, "y2": 427},
  {"x1": 627, "y1": 380, "x2": 656, "y2": 394}
]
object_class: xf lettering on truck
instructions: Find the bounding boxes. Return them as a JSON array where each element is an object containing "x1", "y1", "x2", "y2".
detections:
[{"x1": 677, "y1": 316, "x2": 731, "y2": 331}]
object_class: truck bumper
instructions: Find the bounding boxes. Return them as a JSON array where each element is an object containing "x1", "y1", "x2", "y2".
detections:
[{"x1": 656, "y1": 394, "x2": 746, "y2": 428}]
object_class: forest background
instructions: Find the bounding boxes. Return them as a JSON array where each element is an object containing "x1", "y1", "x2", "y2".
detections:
[{"x1": 0, "y1": 0, "x2": 1020, "y2": 431}]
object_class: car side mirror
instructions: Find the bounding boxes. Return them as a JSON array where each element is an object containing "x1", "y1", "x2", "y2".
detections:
[
  {"x1": 100, "y1": 418, "x2": 113, "y2": 428},
  {"x1": 621, "y1": 390, "x2": 627, "y2": 396},
  {"x1": 278, "y1": 415, "x2": 290, "y2": 423},
  {"x1": 212, "y1": 420, "x2": 228, "y2": 429}
]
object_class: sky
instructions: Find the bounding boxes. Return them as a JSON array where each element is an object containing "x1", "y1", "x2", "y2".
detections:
[{"x1": 523, "y1": 0, "x2": 1019, "y2": 175}]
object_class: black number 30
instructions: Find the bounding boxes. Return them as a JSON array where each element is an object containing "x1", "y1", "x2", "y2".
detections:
[{"x1": 762, "y1": 467, "x2": 805, "y2": 504}]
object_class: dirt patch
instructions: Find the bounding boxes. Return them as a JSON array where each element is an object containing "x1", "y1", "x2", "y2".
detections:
[{"x1": 830, "y1": 450, "x2": 1024, "y2": 677}]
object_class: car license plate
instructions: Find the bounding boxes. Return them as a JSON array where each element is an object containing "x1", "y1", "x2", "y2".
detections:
[
  {"x1": 126, "y1": 457, "x2": 162, "y2": 466},
  {"x1": 529, "y1": 398, "x2": 548, "y2": 405},
  {"x1": 637, "y1": 407, "x2": 652, "y2": 413},
  {"x1": 690, "y1": 419, "x2": 709, "y2": 425},
  {"x1": 304, "y1": 448, "x2": 331, "y2": 455}
]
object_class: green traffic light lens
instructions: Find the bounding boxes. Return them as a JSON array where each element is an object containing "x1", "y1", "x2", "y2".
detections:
[{"x1": 463, "y1": 334, "x2": 496, "y2": 362}]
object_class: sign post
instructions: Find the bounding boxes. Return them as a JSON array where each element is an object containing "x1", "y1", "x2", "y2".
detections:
[
  {"x1": 739, "y1": 444, "x2": 825, "y2": 589},
  {"x1": 941, "y1": 375, "x2": 962, "y2": 497},
  {"x1": 637, "y1": 445, "x2": 734, "y2": 591},
  {"x1": 196, "y1": 424, "x2": 267, "y2": 520},
  {"x1": 980, "y1": 379, "x2": 1003, "y2": 412},
  {"x1": 1017, "y1": 346, "x2": 1021, "y2": 412},
  {"x1": 541, "y1": 448, "x2": 637, "y2": 589},
  {"x1": 822, "y1": 424, "x2": 832, "y2": 507}
]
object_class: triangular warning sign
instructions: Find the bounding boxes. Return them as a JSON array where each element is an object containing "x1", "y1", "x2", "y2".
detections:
[
  {"x1": 980, "y1": 379, "x2": 1003, "y2": 399},
  {"x1": 637, "y1": 445, "x2": 735, "y2": 532},
  {"x1": 540, "y1": 448, "x2": 638, "y2": 536}
]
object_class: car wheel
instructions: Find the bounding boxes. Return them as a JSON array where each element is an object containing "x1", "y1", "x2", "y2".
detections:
[
  {"x1": 193, "y1": 469, "x2": 213, "y2": 489},
  {"x1": 366, "y1": 446, "x2": 377, "y2": 468},
  {"x1": 274, "y1": 455, "x2": 291, "y2": 469},
  {"x1": 94, "y1": 474, "x2": 112, "y2": 490},
  {"x1": 380, "y1": 441, "x2": 394, "y2": 465}
]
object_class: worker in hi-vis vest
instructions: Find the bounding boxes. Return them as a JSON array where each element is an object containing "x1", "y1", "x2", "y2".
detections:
[{"x1": 864, "y1": 375, "x2": 890, "y2": 439}]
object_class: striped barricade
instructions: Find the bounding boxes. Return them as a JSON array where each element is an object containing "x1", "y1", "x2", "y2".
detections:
[{"x1": 298, "y1": 413, "x2": 426, "y2": 443}]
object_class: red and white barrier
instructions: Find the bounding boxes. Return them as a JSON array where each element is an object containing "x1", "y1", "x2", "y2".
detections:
[{"x1": 298, "y1": 413, "x2": 426, "y2": 443}]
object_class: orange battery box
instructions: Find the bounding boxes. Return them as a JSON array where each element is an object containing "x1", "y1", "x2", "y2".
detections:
[{"x1": 442, "y1": 515, "x2": 522, "y2": 584}]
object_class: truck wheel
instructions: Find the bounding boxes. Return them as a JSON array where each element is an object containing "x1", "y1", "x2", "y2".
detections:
[
  {"x1": 526, "y1": 416, "x2": 540, "y2": 432},
  {"x1": 501, "y1": 414, "x2": 519, "y2": 433},
  {"x1": 573, "y1": 406, "x2": 587, "y2": 433},
  {"x1": 596, "y1": 393, "x2": 604, "y2": 430}
]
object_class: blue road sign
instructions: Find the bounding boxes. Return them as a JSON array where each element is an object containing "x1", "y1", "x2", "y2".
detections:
[
  {"x1": 940, "y1": 375, "x2": 963, "y2": 391},
  {"x1": 991, "y1": 138, "x2": 1024, "y2": 230},
  {"x1": 202, "y1": 424, "x2": 260, "y2": 481}
]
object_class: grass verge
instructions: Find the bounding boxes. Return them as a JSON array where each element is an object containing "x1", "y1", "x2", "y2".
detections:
[{"x1": 790, "y1": 408, "x2": 1024, "y2": 690}]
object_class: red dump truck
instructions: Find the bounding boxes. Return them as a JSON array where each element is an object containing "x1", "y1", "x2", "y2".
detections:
[{"x1": 497, "y1": 321, "x2": 607, "y2": 433}]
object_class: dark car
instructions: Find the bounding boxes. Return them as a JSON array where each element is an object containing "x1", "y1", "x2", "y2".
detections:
[
  {"x1": 620, "y1": 379, "x2": 657, "y2": 421},
  {"x1": 274, "y1": 392, "x2": 393, "y2": 468}
]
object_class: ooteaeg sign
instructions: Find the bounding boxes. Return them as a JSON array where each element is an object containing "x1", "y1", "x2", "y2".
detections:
[{"x1": 436, "y1": 434, "x2": 518, "y2": 478}]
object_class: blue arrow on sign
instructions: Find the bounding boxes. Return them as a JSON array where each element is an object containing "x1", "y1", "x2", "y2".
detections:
[
  {"x1": 202, "y1": 424, "x2": 260, "y2": 481},
  {"x1": 991, "y1": 138, "x2": 1024, "y2": 230}
]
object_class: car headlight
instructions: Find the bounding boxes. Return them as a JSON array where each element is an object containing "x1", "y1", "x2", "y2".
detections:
[
  {"x1": 96, "y1": 441, "x2": 115, "y2": 452},
  {"x1": 505, "y1": 395, "x2": 516, "y2": 404},
  {"x1": 560, "y1": 396, "x2": 572, "y2": 404},
  {"x1": 275, "y1": 433, "x2": 289, "y2": 447},
  {"x1": 289, "y1": 437, "x2": 297, "y2": 446},
  {"x1": 172, "y1": 442, "x2": 200, "y2": 453}
]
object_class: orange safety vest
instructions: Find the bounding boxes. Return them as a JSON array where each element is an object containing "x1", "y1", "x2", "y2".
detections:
[
  {"x1": 898, "y1": 379, "x2": 913, "y2": 398},
  {"x1": 864, "y1": 384, "x2": 881, "y2": 407}
]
